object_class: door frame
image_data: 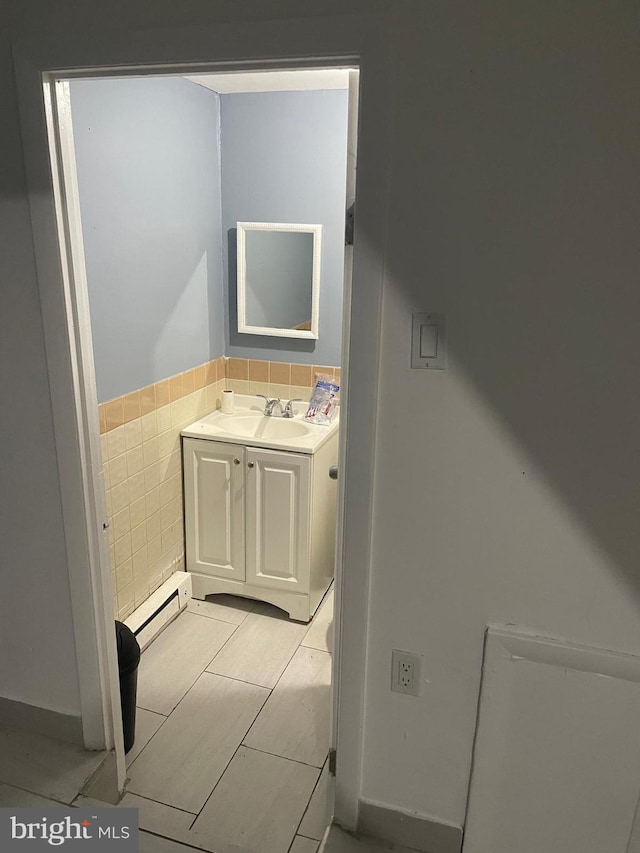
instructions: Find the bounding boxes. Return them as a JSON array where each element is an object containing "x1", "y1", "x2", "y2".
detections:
[{"x1": 14, "y1": 13, "x2": 391, "y2": 827}]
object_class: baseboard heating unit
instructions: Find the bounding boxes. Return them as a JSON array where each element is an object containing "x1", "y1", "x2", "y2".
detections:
[{"x1": 124, "y1": 571, "x2": 192, "y2": 651}]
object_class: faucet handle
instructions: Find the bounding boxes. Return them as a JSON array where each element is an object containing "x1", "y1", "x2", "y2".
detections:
[
  {"x1": 256, "y1": 394, "x2": 280, "y2": 415},
  {"x1": 283, "y1": 398, "x2": 304, "y2": 418}
]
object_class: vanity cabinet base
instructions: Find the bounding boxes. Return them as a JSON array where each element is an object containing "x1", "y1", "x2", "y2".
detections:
[
  {"x1": 190, "y1": 571, "x2": 329, "y2": 623},
  {"x1": 183, "y1": 431, "x2": 338, "y2": 624}
]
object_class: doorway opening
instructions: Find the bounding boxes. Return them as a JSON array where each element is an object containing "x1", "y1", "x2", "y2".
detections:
[{"x1": 49, "y1": 61, "x2": 359, "y2": 851}]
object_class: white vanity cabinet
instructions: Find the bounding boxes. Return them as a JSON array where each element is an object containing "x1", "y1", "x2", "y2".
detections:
[
  {"x1": 182, "y1": 426, "x2": 338, "y2": 621},
  {"x1": 182, "y1": 439, "x2": 245, "y2": 582}
]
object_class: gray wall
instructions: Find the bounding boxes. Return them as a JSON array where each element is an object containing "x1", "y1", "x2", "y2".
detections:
[
  {"x1": 70, "y1": 77, "x2": 225, "y2": 403},
  {"x1": 0, "y1": 0, "x2": 81, "y2": 716},
  {"x1": 221, "y1": 90, "x2": 349, "y2": 365}
]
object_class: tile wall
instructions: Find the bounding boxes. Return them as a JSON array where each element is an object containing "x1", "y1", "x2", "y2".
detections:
[
  {"x1": 225, "y1": 358, "x2": 341, "y2": 402},
  {"x1": 99, "y1": 358, "x2": 341, "y2": 620}
]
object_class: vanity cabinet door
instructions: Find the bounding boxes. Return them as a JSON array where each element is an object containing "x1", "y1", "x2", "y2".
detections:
[
  {"x1": 183, "y1": 438, "x2": 245, "y2": 581},
  {"x1": 245, "y1": 447, "x2": 311, "y2": 594}
]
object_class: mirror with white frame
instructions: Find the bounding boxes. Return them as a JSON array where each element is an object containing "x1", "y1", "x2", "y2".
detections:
[{"x1": 236, "y1": 222, "x2": 322, "y2": 339}]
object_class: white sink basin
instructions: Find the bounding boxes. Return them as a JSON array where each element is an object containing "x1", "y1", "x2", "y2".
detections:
[
  {"x1": 181, "y1": 396, "x2": 339, "y2": 455},
  {"x1": 218, "y1": 413, "x2": 312, "y2": 439}
]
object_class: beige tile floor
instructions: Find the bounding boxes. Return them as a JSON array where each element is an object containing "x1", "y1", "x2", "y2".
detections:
[
  {"x1": 322, "y1": 826, "x2": 417, "y2": 853},
  {"x1": 0, "y1": 727, "x2": 107, "y2": 804},
  {"x1": 124, "y1": 587, "x2": 335, "y2": 853},
  {"x1": 0, "y1": 589, "x2": 417, "y2": 853}
]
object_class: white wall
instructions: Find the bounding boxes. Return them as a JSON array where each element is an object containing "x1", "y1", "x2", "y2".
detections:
[
  {"x1": 0, "y1": 0, "x2": 81, "y2": 716},
  {"x1": 5, "y1": 0, "x2": 640, "y2": 834}
]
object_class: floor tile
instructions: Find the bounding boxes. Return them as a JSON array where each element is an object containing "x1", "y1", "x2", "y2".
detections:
[
  {"x1": 190, "y1": 746, "x2": 319, "y2": 853},
  {"x1": 127, "y1": 672, "x2": 269, "y2": 813},
  {"x1": 127, "y1": 708, "x2": 165, "y2": 767},
  {"x1": 73, "y1": 795, "x2": 116, "y2": 808},
  {"x1": 244, "y1": 646, "x2": 332, "y2": 766},
  {"x1": 302, "y1": 589, "x2": 334, "y2": 653},
  {"x1": 206, "y1": 608, "x2": 307, "y2": 688},
  {"x1": 0, "y1": 725, "x2": 106, "y2": 804},
  {"x1": 322, "y1": 826, "x2": 412, "y2": 852},
  {"x1": 187, "y1": 594, "x2": 255, "y2": 625},
  {"x1": 291, "y1": 836, "x2": 320, "y2": 853},
  {"x1": 74, "y1": 792, "x2": 196, "y2": 844},
  {"x1": 137, "y1": 612, "x2": 236, "y2": 714},
  {"x1": 139, "y1": 832, "x2": 202, "y2": 853},
  {"x1": 120, "y1": 792, "x2": 195, "y2": 836},
  {"x1": 299, "y1": 760, "x2": 333, "y2": 841},
  {"x1": 0, "y1": 782, "x2": 66, "y2": 808}
]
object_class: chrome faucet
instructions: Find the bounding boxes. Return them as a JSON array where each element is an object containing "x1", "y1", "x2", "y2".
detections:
[
  {"x1": 256, "y1": 395, "x2": 304, "y2": 418},
  {"x1": 283, "y1": 399, "x2": 304, "y2": 419},
  {"x1": 256, "y1": 395, "x2": 284, "y2": 417}
]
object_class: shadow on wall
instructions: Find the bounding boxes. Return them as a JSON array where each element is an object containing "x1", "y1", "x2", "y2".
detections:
[{"x1": 371, "y1": 1, "x2": 640, "y2": 623}]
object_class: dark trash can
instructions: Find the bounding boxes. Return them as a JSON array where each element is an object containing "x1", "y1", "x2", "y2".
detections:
[{"x1": 115, "y1": 621, "x2": 141, "y2": 754}]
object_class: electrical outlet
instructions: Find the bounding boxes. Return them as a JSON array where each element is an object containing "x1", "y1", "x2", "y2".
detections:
[{"x1": 391, "y1": 650, "x2": 421, "y2": 696}]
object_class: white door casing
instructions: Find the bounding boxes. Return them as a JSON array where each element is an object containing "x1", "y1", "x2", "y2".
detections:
[{"x1": 14, "y1": 12, "x2": 390, "y2": 824}]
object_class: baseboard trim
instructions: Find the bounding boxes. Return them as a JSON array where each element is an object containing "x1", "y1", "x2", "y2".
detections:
[
  {"x1": 124, "y1": 571, "x2": 191, "y2": 651},
  {"x1": 358, "y1": 799, "x2": 463, "y2": 853},
  {"x1": 0, "y1": 697, "x2": 83, "y2": 745}
]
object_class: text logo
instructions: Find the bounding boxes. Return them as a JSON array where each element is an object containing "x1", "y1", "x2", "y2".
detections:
[{"x1": 1, "y1": 808, "x2": 138, "y2": 850}]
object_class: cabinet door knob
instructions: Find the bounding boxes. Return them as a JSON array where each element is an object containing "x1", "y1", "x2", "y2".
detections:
[
  {"x1": 234, "y1": 458, "x2": 240, "y2": 465},
  {"x1": 248, "y1": 461, "x2": 255, "y2": 468}
]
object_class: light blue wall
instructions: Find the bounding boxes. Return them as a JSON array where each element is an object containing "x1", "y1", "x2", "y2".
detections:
[
  {"x1": 70, "y1": 77, "x2": 225, "y2": 403},
  {"x1": 221, "y1": 90, "x2": 349, "y2": 366}
]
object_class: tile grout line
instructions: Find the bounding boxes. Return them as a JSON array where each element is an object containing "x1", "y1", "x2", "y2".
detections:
[
  {"x1": 124, "y1": 710, "x2": 168, "y2": 772},
  {"x1": 170, "y1": 611, "x2": 245, "y2": 708},
  {"x1": 287, "y1": 832, "x2": 323, "y2": 853},
  {"x1": 134, "y1": 703, "x2": 168, "y2": 716},
  {"x1": 292, "y1": 756, "x2": 330, "y2": 843},
  {"x1": 239, "y1": 744, "x2": 326, "y2": 772},
  {"x1": 200, "y1": 670, "x2": 279, "y2": 690},
  {"x1": 186, "y1": 604, "x2": 255, "y2": 626},
  {"x1": 138, "y1": 827, "x2": 210, "y2": 853},
  {"x1": 0, "y1": 781, "x2": 73, "y2": 808},
  {"x1": 122, "y1": 789, "x2": 198, "y2": 818},
  {"x1": 130, "y1": 592, "x2": 332, "y2": 847},
  {"x1": 184, "y1": 600, "x2": 324, "y2": 833},
  {"x1": 239, "y1": 620, "x2": 313, "y2": 745},
  {"x1": 185, "y1": 683, "x2": 274, "y2": 831},
  {"x1": 200, "y1": 609, "x2": 251, "y2": 671},
  {"x1": 128, "y1": 611, "x2": 246, "y2": 772},
  {"x1": 234, "y1": 605, "x2": 330, "y2": 852}
]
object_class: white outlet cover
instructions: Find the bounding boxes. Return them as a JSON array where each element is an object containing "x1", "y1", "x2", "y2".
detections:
[{"x1": 391, "y1": 649, "x2": 422, "y2": 696}]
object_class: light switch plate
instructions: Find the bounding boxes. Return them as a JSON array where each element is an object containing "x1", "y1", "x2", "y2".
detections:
[{"x1": 411, "y1": 312, "x2": 447, "y2": 369}]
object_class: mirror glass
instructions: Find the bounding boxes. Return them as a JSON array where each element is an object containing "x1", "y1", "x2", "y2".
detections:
[{"x1": 237, "y1": 222, "x2": 322, "y2": 339}]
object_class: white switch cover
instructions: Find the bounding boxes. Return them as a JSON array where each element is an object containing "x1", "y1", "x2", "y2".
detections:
[{"x1": 412, "y1": 312, "x2": 446, "y2": 369}]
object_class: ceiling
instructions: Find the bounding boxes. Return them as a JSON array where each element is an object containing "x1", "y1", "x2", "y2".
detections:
[{"x1": 185, "y1": 68, "x2": 352, "y2": 95}]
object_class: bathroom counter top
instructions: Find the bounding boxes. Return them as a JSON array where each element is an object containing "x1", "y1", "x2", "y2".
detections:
[{"x1": 181, "y1": 395, "x2": 339, "y2": 455}]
